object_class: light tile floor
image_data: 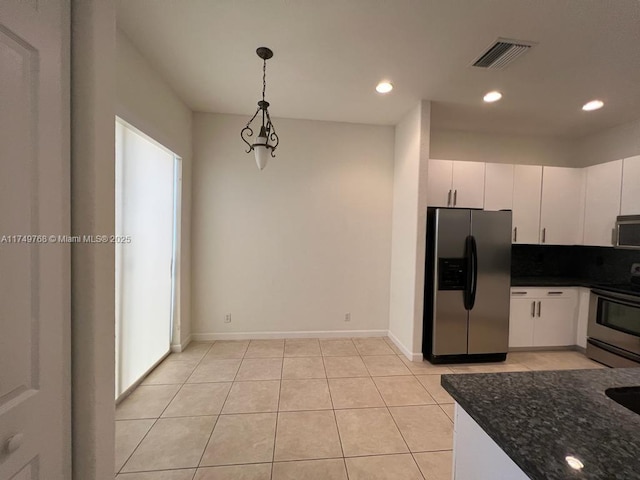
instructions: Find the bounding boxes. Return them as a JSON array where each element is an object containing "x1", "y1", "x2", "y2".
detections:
[{"x1": 115, "y1": 337, "x2": 603, "y2": 480}]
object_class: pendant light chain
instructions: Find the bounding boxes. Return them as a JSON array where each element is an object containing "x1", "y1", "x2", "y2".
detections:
[{"x1": 262, "y1": 58, "x2": 267, "y2": 102}]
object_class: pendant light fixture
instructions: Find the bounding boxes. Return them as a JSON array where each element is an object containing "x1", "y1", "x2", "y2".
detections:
[{"x1": 241, "y1": 47, "x2": 279, "y2": 170}]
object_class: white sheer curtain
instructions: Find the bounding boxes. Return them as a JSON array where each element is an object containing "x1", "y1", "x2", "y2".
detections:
[{"x1": 115, "y1": 119, "x2": 178, "y2": 398}]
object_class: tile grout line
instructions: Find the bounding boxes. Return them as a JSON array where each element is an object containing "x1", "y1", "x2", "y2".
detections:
[
  {"x1": 173, "y1": 341, "x2": 218, "y2": 479},
  {"x1": 366, "y1": 352, "x2": 429, "y2": 480},
  {"x1": 271, "y1": 347, "x2": 286, "y2": 480},
  {"x1": 194, "y1": 340, "x2": 246, "y2": 474},
  {"x1": 186, "y1": 345, "x2": 215, "y2": 480},
  {"x1": 342, "y1": 340, "x2": 360, "y2": 480},
  {"x1": 117, "y1": 341, "x2": 216, "y2": 476}
]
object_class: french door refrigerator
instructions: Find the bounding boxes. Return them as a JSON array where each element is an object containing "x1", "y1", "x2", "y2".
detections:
[{"x1": 423, "y1": 208, "x2": 512, "y2": 363}]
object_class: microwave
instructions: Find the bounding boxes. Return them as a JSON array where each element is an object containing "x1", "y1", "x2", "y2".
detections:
[{"x1": 615, "y1": 215, "x2": 640, "y2": 250}]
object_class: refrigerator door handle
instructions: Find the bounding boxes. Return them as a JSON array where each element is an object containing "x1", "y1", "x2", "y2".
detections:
[
  {"x1": 470, "y1": 235, "x2": 478, "y2": 309},
  {"x1": 463, "y1": 235, "x2": 478, "y2": 311}
]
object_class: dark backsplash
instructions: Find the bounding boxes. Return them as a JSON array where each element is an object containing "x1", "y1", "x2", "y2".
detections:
[{"x1": 512, "y1": 244, "x2": 640, "y2": 284}]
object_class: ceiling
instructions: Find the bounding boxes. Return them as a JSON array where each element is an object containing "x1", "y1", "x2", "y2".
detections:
[{"x1": 116, "y1": 0, "x2": 640, "y2": 138}]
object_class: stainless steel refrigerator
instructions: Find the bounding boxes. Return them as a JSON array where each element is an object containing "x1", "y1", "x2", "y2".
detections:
[{"x1": 423, "y1": 208, "x2": 512, "y2": 363}]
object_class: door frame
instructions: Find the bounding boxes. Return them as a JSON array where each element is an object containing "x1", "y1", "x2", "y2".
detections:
[{"x1": 70, "y1": 1, "x2": 117, "y2": 478}]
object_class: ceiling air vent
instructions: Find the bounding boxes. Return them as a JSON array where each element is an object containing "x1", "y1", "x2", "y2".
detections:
[{"x1": 472, "y1": 38, "x2": 536, "y2": 69}]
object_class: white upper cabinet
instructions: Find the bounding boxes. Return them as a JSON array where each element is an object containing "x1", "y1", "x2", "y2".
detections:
[
  {"x1": 583, "y1": 160, "x2": 623, "y2": 246},
  {"x1": 426, "y1": 157, "x2": 637, "y2": 245},
  {"x1": 621, "y1": 155, "x2": 640, "y2": 215},
  {"x1": 512, "y1": 165, "x2": 542, "y2": 244},
  {"x1": 427, "y1": 159, "x2": 454, "y2": 207},
  {"x1": 484, "y1": 163, "x2": 514, "y2": 211},
  {"x1": 452, "y1": 161, "x2": 485, "y2": 208},
  {"x1": 540, "y1": 166, "x2": 585, "y2": 245},
  {"x1": 427, "y1": 160, "x2": 484, "y2": 208},
  {"x1": 427, "y1": 160, "x2": 485, "y2": 208}
]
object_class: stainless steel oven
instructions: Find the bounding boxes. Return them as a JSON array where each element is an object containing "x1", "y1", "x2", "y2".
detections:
[{"x1": 587, "y1": 288, "x2": 640, "y2": 367}]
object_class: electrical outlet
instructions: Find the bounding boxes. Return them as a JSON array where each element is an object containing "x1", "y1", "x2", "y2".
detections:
[
  {"x1": 224, "y1": 314, "x2": 232, "y2": 323},
  {"x1": 344, "y1": 312, "x2": 351, "y2": 322}
]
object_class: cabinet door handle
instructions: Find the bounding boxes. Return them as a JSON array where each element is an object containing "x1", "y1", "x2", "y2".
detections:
[
  {"x1": 512, "y1": 291, "x2": 528, "y2": 295},
  {"x1": 513, "y1": 227, "x2": 517, "y2": 242},
  {"x1": 547, "y1": 291, "x2": 563, "y2": 295},
  {"x1": 453, "y1": 189, "x2": 458, "y2": 206},
  {"x1": 531, "y1": 301, "x2": 536, "y2": 317},
  {"x1": 447, "y1": 190, "x2": 452, "y2": 207},
  {"x1": 542, "y1": 228, "x2": 546, "y2": 243},
  {"x1": 537, "y1": 301, "x2": 542, "y2": 317}
]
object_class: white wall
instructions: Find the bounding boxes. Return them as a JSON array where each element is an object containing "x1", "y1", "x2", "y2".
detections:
[
  {"x1": 430, "y1": 128, "x2": 576, "y2": 167},
  {"x1": 388, "y1": 101, "x2": 431, "y2": 357},
  {"x1": 574, "y1": 118, "x2": 640, "y2": 166},
  {"x1": 116, "y1": 29, "x2": 193, "y2": 349},
  {"x1": 191, "y1": 113, "x2": 394, "y2": 338}
]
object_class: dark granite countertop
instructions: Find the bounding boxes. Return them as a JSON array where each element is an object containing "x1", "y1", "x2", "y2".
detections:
[{"x1": 441, "y1": 368, "x2": 640, "y2": 480}]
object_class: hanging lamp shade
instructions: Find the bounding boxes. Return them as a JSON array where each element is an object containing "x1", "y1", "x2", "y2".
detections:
[{"x1": 254, "y1": 127, "x2": 269, "y2": 170}]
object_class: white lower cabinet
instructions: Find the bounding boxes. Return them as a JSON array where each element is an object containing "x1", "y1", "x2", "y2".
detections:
[
  {"x1": 575, "y1": 287, "x2": 591, "y2": 349},
  {"x1": 454, "y1": 404, "x2": 529, "y2": 480},
  {"x1": 508, "y1": 295, "x2": 536, "y2": 347},
  {"x1": 509, "y1": 288, "x2": 578, "y2": 348}
]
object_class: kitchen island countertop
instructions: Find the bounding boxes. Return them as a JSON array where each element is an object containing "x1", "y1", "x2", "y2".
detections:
[{"x1": 441, "y1": 368, "x2": 640, "y2": 480}]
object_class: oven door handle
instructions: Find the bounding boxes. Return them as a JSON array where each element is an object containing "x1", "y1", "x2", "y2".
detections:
[{"x1": 591, "y1": 289, "x2": 640, "y2": 308}]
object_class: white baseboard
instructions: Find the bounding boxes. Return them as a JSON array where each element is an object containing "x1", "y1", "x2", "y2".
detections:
[
  {"x1": 191, "y1": 329, "x2": 388, "y2": 342},
  {"x1": 387, "y1": 330, "x2": 423, "y2": 362},
  {"x1": 170, "y1": 334, "x2": 192, "y2": 353}
]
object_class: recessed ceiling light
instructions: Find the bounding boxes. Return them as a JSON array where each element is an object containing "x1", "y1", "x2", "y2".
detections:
[
  {"x1": 582, "y1": 100, "x2": 604, "y2": 111},
  {"x1": 483, "y1": 91, "x2": 503, "y2": 103},
  {"x1": 565, "y1": 456, "x2": 584, "y2": 470},
  {"x1": 376, "y1": 81, "x2": 393, "y2": 94}
]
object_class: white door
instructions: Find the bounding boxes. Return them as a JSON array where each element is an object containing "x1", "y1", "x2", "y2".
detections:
[
  {"x1": 540, "y1": 166, "x2": 585, "y2": 245},
  {"x1": 115, "y1": 121, "x2": 176, "y2": 397},
  {"x1": 583, "y1": 160, "x2": 622, "y2": 246},
  {"x1": 512, "y1": 165, "x2": 542, "y2": 244},
  {"x1": 533, "y1": 297, "x2": 577, "y2": 347},
  {"x1": 508, "y1": 297, "x2": 535, "y2": 348},
  {"x1": 451, "y1": 161, "x2": 485, "y2": 208},
  {"x1": 484, "y1": 163, "x2": 514, "y2": 211},
  {"x1": 0, "y1": 1, "x2": 70, "y2": 479},
  {"x1": 426, "y1": 159, "x2": 453, "y2": 207},
  {"x1": 621, "y1": 155, "x2": 640, "y2": 215}
]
